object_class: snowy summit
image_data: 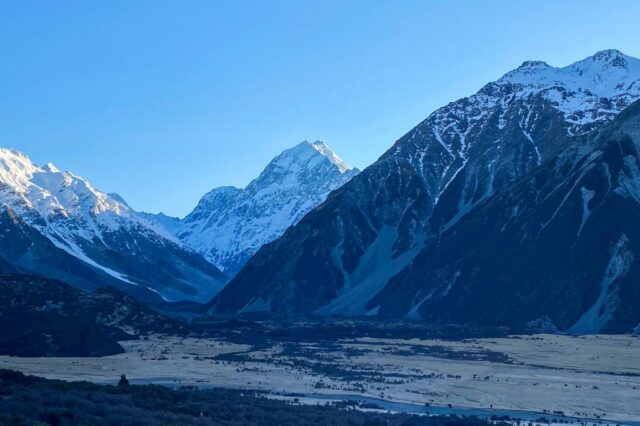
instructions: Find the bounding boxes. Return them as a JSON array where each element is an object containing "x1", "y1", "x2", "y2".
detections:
[
  {"x1": 0, "y1": 148, "x2": 226, "y2": 302},
  {"x1": 159, "y1": 140, "x2": 358, "y2": 275}
]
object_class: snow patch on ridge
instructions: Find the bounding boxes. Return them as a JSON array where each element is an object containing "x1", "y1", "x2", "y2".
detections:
[
  {"x1": 577, "y1": 187, "x2": 595, "y2": 237},
  {"x1": 46, "y1": 234, "x2": 136, "y2": 285},
  {"x1": 405, "y1": 289, "x2": 436, "y2": 320}
]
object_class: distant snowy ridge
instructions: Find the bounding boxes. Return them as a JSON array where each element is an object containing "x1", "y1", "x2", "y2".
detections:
[
  {"x1": 157, "y1": 140, "x2": 359, "y2": 275},
  {"x1": 0, "y1": 148, "x2": 175, "y2": 242},
  {"x1": 0, "y1": 148, "x2": 226, "y2": 302},
  {"x1": 495, "y1": 49, "x2": 640, "y2": 133}
]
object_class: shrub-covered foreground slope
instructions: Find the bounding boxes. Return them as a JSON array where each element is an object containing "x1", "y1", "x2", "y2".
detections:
[
  {"x1": 0, "y1": 274, "x2": 189, "y2": 357},
  {"x1": 0, "y1": 369, "x2": 503, "y2": 426}
]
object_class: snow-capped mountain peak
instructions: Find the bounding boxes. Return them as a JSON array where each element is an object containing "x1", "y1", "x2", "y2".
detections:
[
  {"x1": 42, "y1": 162, "x2": 60, "y2": 173},
  {"x1": 587, "y1": 48, "x2": 630, "y2": 66},
  {"x1": 308, "y1": 140, "x2": 352, "y2": 173},
  {"x1": 166, "y1": 140, "x2": 359, "y2": 275},
  {"x1": 498, "y1": 49, "x2": 640, "y2": 98},
  {"x1": 515, "y1": 60, "x2": 551, "y2": 72},
  {"x1": 256, "y1": 140, "x2": 353, "y2": 183},
  {"x1": 0, "y1": 148, "x2": 226, "y2": 301},
  {"x1": 0, "y1": 148, "x2": 40, "y2": 189},
  {"x1": 0, "y1": 148, "x2": 136, "y2": 231}
]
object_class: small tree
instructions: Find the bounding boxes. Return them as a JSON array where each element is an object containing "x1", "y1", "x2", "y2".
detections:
[{"x1": 118, "y1": 374, "x2": 129, "y2": 387}]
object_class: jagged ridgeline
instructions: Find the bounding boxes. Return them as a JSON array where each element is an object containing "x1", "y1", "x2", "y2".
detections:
[
  {"x1": 0, "y1": 151, "x2": 226, "y2": 303},
  {"x1": 0, "y1": 139, "x2": 357, "y2": 303},
  {"x1": 209, "y1": 50, "x2": 640, "y2": 333}
]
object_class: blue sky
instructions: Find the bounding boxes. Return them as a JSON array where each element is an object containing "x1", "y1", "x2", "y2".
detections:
[{"x1": 2, "y1": 1, "x2": 640, "y2": 217}]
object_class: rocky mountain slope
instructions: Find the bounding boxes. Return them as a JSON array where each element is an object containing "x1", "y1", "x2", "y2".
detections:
[
  {"x1": 208, "y1": 50, "x2": 640, "y2": 332},
  {"x1": 0, "y1": 149, "x2": 226, "y2": 302},
  {"x1": 373, "y1": 101, "x2": 640, "y2": 333},
  {"x1": 162, "y1": 141, "x2": 358, "y2": 275}
]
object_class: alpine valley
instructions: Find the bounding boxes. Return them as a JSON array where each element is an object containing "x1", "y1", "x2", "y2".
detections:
[{"x1": 4, "y1": 48, "x2": 640, "y2": 426}]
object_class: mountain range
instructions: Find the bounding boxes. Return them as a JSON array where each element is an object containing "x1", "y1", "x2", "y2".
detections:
[
  {"x1": 0, "y1": 149, "x2": 226, "y2": 303},
  {"x1": 2, "y1": 49, "x2": 640, "y2": 334},
  {"x1": 207, "y1": 49, "x2": 640, "y2": 333},
  {"x1": 0, "y1": 141, "x2": 357, "y2": 302}
]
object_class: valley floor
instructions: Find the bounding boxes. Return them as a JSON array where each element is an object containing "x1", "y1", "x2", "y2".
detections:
[{"x1": 1, "y1": 333, "x2": 639, "y2": 424}]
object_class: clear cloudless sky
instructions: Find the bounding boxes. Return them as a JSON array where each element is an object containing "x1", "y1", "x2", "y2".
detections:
[{"x1": 1, "y1": 1, "x2": 640, "y2": 216}]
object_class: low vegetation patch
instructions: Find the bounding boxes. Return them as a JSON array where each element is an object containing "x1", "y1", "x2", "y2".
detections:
[{"x1": 0, "y1": 369, "x2": 506, "y2": 426}]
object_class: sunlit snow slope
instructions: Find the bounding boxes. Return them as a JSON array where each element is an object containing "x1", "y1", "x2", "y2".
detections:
[
  {"x1": 0, "y1": 149, "x2": 226, "y2": 302},
  {"x1": 159, "y1": 141, "x2": 358, "y2": 276}
]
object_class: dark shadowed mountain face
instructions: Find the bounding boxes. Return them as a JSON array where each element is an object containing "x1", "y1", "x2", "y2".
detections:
[
  {"x1": 0, "y1": 150, "x2": 227, "y2": 303},
  {"x1": 0, "y1": 274, "x2": 190, "y2": 356},
  {"x1": 373, "y1": 102, "x2": 640, "y2": 333},
  {"x1": 151, "y1": 141, "x2": 358, "y2": 276},
  {"x1": 208, "y1": 50, "x2": 640, "y2": 332}
]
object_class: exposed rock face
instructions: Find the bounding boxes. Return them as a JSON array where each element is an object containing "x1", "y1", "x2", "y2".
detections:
[{"x1": 376, "y1": 102, "x2": 640, "y2": 333}]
